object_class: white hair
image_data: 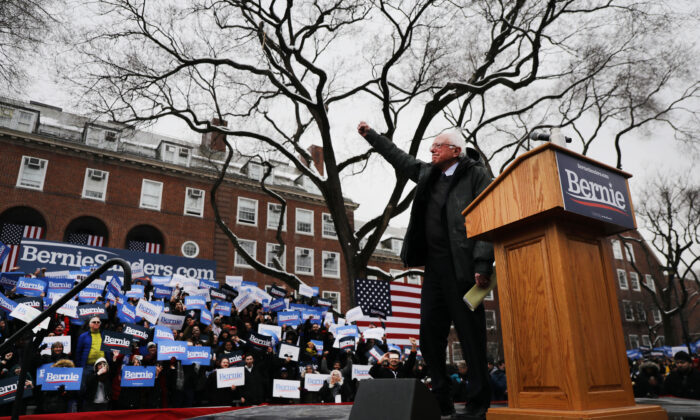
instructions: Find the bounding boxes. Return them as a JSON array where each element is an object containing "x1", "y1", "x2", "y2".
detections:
[
  {"x1": 329, "y1": 369, "x2": 344, "y2": 386},
  {"x1": 438, "y1": 129, "x2": 468, "y2": 158}
]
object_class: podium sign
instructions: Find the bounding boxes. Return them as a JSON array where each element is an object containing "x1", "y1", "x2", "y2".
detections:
[{"x1": 555, "y1": 151, "x2": 634, "y2": 229}]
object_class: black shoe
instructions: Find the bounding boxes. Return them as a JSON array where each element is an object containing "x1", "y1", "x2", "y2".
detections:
[
  {"x1": 463, "y1": 403, "x2": 488, "y2": 418},
  {"x1": 436, "y1": 395, "x2": 455, "y2": 417}
]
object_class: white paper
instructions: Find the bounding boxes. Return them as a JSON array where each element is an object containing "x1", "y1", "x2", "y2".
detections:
[
  {"x1": 56, "y1": 299, "x2": 78, "y2": 318},
  {"x1": 304, "y1": 374, "x2": 329, "y2": 392},
  {"x1": 40, "y1": 336, "x2": 71, "y2": 356},
  {"x1": 233, "y1": 292, "x2": 255, "y2": 312},
  {"x1": 168, "y1": 274, "x2": 199, "y2": 289},
  {"x1": 337, "y1": 317, "x2": 346, "y2": 326},
  {"x1": 324, "y1": 312, "x2": 334, "y2": 326},
  {"x1": 278, "y1": 343, "x2": 300, "y2": 362},
  {"x1": 345, "y1": 306, "x2": 364, "y2": 323},
  {"x1": 10, "y1": 303, "x2": 50, "y2": 333},
  {"x1": 135, "y1": 299, "x2": 163, "y2": 324},
  {"x1": 187, "y1": 288, "x2": 210, "y2": 302},
  {"x1": 298, "y1": 284, "x2": 314, "y2": 298},
  {"x1": 272, "y1": 379, "x2": 301, "y2": 399},
  {"x1": 157, "y1": 313, "x2": 186, "y2": 330},
  {"x1": 362, "y1": 327, "x2": 385, "y2": 341},
  {"x1": 217, "y1": 367, "x2": 245, "y2": 388},
  {"x1": 258, "y1": 324, "x2": 282, "y2": 341},
  {"x1": 225, "y1": 275, "x2": 243, "y2": 289},
  {"x1": 351, "y1": 364, "x2": 373, "y2": 381}
]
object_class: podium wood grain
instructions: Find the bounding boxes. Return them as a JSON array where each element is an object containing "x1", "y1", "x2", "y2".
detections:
[{"x1": 463, "y1": 144, "x2": 665, "y2": 420}]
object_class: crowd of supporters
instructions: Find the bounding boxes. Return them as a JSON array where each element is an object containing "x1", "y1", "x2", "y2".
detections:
[{"x1": 631, "y1": 351, "x2": 700, "y2": 400}]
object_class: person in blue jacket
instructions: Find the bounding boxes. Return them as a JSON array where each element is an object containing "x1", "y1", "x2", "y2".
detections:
[{"x1": 75, "y1": 316, "x2": 109, "y2": 368}]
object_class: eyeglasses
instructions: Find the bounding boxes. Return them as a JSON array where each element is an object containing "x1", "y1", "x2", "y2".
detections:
[
  {"x1": 90, "y1": 321, "x2": 101, "y2": 324},
  {"x1": 430, "y1": 143, "x2": 457, "y2": 152}
]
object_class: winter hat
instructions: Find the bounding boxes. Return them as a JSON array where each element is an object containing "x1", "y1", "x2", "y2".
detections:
[
  {"x1": 674, "y1": 351, "x2": 691, "y2": 362},
  {"x1": 94, "y1": 357, "x2": 108, "y2": 368}
]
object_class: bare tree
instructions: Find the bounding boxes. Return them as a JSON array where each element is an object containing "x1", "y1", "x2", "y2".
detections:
[
  {"x1": 0, "y1": 0, "x2": 55, "y2": 92},
  {"x1": 620, "y1": 177, "x2": 699, "y2": 348},
  {"x1": 60, "y1": 0, "x2": 699, "y2": 305}
]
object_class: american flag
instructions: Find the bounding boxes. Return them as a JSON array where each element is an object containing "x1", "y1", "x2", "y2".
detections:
[
  {"x1": 67, "y1": 233, "x2": 105, "y2": 247},
  {"x1": 356, "y1": 279, "x2": 422, "y2": 347},
  {"x1": 128, "y1": 240, "x2": 161, "y2": 254},
  {"x1": 0, "y1": 224, "x2": 44, "y2": 272}
]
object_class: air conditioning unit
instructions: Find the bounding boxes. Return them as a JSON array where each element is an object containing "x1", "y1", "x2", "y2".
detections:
[
  {"x1": 327, "y1": 253, "x2": 336, "y2": 260},
  {"x1": 165, "y1": 145, "x2": 176, "y2": 152},
  {"x1": 301, "y1": 249, "x2": 310, "y2": 256},
  {"x1": 189, "y1": 189, "x2": 203, "y2": 198},
  {"x1": 89, "y1": 169, "x2": 106, "y2": 181},
  {"x1": 26, "y1": 157, "x2": 43, "y2": 169},
  {"x1": 104, "y1": 131, "x2": 117, "y2": 142},
  {"x1": 179, "y1": 148, "x2": 190, "y2": 158}
]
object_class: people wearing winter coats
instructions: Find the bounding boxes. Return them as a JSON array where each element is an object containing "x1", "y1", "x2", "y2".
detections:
[
  {"x1": 319, "y1": 370, "x2": 353, "y2": 403},
  {"x1": 75, "y1": 317, "x2": 109, "y2": 368},
  {"x1": 82, "y1": 357, "x2": 111, "y2": 411}
]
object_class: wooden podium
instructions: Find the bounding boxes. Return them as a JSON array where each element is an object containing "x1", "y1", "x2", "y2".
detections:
[{"x1": 462, "y1": 143, "x2": 666, "y2": 419}]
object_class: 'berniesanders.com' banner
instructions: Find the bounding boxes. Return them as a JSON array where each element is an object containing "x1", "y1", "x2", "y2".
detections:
[{"x1": 17, "y1": 239, "x2": 216, "y2": 280}]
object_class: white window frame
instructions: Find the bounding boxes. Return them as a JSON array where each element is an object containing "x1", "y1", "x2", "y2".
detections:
[
  {"x1": 184, "y1": 187, "x2": 205, "y2": 217},
  {"x1": 321, "y1": 251, "x2": 340, "y2": 278},
  {"x1": 16, "y1": 155, "x2": 48, "y2": 191},
  {"x1": 622, "y1": 300, "x2": 634, "y2": 321},
  {"x1": 266, "y1": 243, "x2": 286, "y2": 269},
  {"x1": 635, "y1": 301, "x2": 647, "y2": 322},
  {"x1": 181, "y1": 241, "x2": 200, "y2": 258},
  {"x1": 629, "y1": 272, "x2": 641, "y2": 292},
  {"x1": 642, "y1": 335, "x2": 651, "y2": 347},
  {"x1": 652, "y1": 309, "x2": 662, "y2": 323},
  {"x1": 139, "y1": 179, "x2": 163, "y2": 211},
  {"x1": 295, "y1": 208, "x2": 314, "y2": 236},
  {"x1": 294, "y1": 247, "x2": 314, "y2": 276},
  {"x1": 81, "y1": 168, "x2": 109, "y2": 201},
  {"x1": 611, "y1": 239, "x2": 623, "y2": 260},
  {"x1": 267, "y1": 203, "x2": 286, "y2": 231},
  {"x1": 617, "y1": 269, "x2": 628, "y2": 290},
  {"x1": 451, "y1": 342, "x2": 463, "y2": 363},
  {"x1": 321, "y1": 213, "x2": 337, "y2": 238},
  {"x1": 234, "y1": 239, "x2": 256, "y2": 269},
  {"x1": 321, "y1": 291, "x2": 341, "y2": 312},
  {"x1": 624, "y1": 243, "x2": 636, "y2": 263},
  {"x1": 390, "y1": 269, "x2": 404, "y2": 284},
  {"x1": 645, "y1": 274, "x2": 656, "y2": 292},
  {"x1": 629, "y1": 334, "x2": 640, "y2": 349},
  {"x1": 407, "y1": 274, "x2": 421, "y2": 285},
  {"x1": 485, "y1": 290, "x2": 494, "y2": 301},
  {"x1": 485, "y1": 310, "x2": 497, "y2": 330},
  {"x1": 247, "y1": 163, "x2": 263, "y2": 181},
  {"x1": 237, "y1": 197, "x2": 258, "y2": 226}
]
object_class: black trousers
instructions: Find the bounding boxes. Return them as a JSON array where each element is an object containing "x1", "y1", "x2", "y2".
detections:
[{"x1": 419, "y1": 255, "x2": 491, "y2": 407}]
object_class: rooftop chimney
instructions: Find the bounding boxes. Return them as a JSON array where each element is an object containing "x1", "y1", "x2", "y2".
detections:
[
  {"x1": 201, "y1": 118, "x2": 228, "y2": 152},
  {"x1": 307, "y1": 145, "x2": 324, "y2": 176}
]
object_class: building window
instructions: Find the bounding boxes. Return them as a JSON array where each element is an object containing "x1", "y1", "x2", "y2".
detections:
[
  {"x1": 635, "y1": 302, "x2": 647, "y2": 322},
  {"x1": 140, "y1": 179, "x2": 163, "y2": 211},
  {"x1": 407, "y1": 274, "x2": 421, "y2": 285},
  {"x1": 16, "y1": 156, "x2": 48, "y2": 190},
  {"x1": 628, "y1": 334, "x2": 639, "y2": 349},
  {"x1": 485, "y1": 290, "x2": 494, "y2": 301},
  {"x1": 247, "y1": 163, "x2": 263, "y2": 181},
  {"x1": 617, "y1": 269, "x2": 628, "y2": 290},
  {"x1": 652, "y1": 309, "x2": 662, "y2": 323},
  {"x1": 624, "y1": 243, "x2": 635, "y2": 263},
  {"x1": 182, "y1": 188, "x2": 205, "y2": 217},
  {"x1": 295, "y1": 247, "x2": 313, "y2": 275},
  {"x1": 322, "y1": 291, "x2": 341, "y2": 312},
  {"x1": 452, "y1": 342, "x2": 463, "y2": 363},
  {"x1": 266, "y1": 243, "x2": 285, "y2": 269},
  {"x1": 161, "y1": 143, "x2": 191, "y2": 166},
  {"x1": 656, "y1": 336, "x2": 665, "y2": 346},
  {"x1": 295, "y1": 208, "x2": 314, "y2": 235},
  {"x1": 629, "y1": 272, "x2": 641, "y2": 291},
  {"x1": 642, "y1": 335, "x2": 651, "y2": 347},
  {"x1": 237, "y1": 198, "x2": 258, "y2": 226},
  {"x1": 611, "y1": 239, "x2": 623, "y2": 260},
  {"x1": 234, "y1": 239, "x2": 256, "y2": 268},
  {"x1": 645, "y1": 274, "x2": 656, "y2": 292},
  {"x1": 485, "y1": 310, "x2": 497, "y2": 330},
  {"x1": 181, "y1": 241, "x2": 199, "y2": 258},
  {"x1": 322, "y1": 251, "x2": 340, "y2": 278},
  {"x1": 267, "y1": 203, "x2": 286, "y2": 231},
  {"x1": 82, "y1": 168, "x2": 109, "y2": 201},
  {"x1": 622, "y1": 300, "x2": 634, "y2": 321},
  {"x1": 390, "y1": 269, "x2": 404, "y2": 284},
  {"x1": 322, "y1": 213, "x2": 337, "y2": 238}
]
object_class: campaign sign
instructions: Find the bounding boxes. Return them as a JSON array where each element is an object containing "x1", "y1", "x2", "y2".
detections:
[
  {"x1": 199, "y1": 307, "x2": 213, "y2": 326},
  {"x1": 120, "y1": 366, "x2": 156, "y2": 387},
  {"x1": 131, "y1": 262, "x2": 145, "y2": 279},
  {"x1": 335, "y1": 325, "x2": 359, "y2": 338},
  {"x1": 316, "y1": 298, "x2": 332, "y2": 308},
  {"x1": 158, "y1": 313, "x2": 186, "y2": 330},
  {"x1": 247, "y1": 332, "x2": 273, "y2": 351},
  {"x1": 225, "y1": 275, "x2": 242, "y2": 289},
  {"x1": 0, "y1": 293, "x2": 17, "y2": 314},
  {"x1": 304, "y1": 373, "x2": 329, "y2": 392},
  {"x1": 339, "y1": 336, "x2": 355, "y2": 350},
  {"x1": 223, "y1": 351, "x2": 245, "y2": 367},
  {"x1": 35, "y1": 363, "x2": 54, "y2": 386},
  {"x1": 555, "y1": 150, "x2": 634, "y2": 229},
  {"x1": 210, "y1": 289, "x2": 227, "y2": 301},
  {"x1": 150, "y1": 276, "x2": 170, "y2": 286},
  {"x1": 0, "y1": 275, "x2": 19, "y2": 290},
  {"x1": 18, "y1": 239, "x2": 216, "y2": 282},
  {"x1": 15, "y1": 277, "x2": 46, "y2": 297},
  {"x1": 240, "y1": 280, "x2": 258, "y2": 289},
  {"x1": 135, "y1": 299, "x2": 162, "y2": 324},
  {"x1": 42, "y1": 368, "x2": 83, "y2": 391},
  {"x1": 78, "y1": 287, "x2": 103, "y2": 303},
  {"x1": 187, "y1": 287, "x2": 210, "y2": 302},
  {"x1": 233, "y1": 292, "x2": 255, "y2": 312},
  {"x1": 156, "y1": 340, "x2": 187, "y2": 361},
  {"x1": 117, "y1": 302, "x2": 138, "y2": 324},
  {"x1": 212, "y1": 300, "x2": 232, "y2": 316},
  {"x1": 345, "y1": 306, "x2": 364, "y2": 323},
  {"x1": 272, "y1": 379, "x2": 300, "y2": 399},
  {"x1": 125, "y1": 284, "x2": 145, "y2": 300},
  {"x1": 56, "y1": 299, "x2": 78, "y2": 318},
  {"x1": 77, "y1": 303, "x2": 107, "y2": 321},
  {"x1": 269, "y1": 298, "x2": 286, "y2": 313},
  {"x1": 199, "y1": 279, "x2": 219, "y2": 289},
  {"x1": 47, "y1": 279, "x2": 73, "y2": 291},
  {"x1": 277, "y1": 311, "x2": 301, "y2": 327},
  {"x1": 217, "y1": 367, "x2": 245, "y2": 388},
  {"x1": 268, "y1": 285, "x2": 287, "y2": 299},
  {"x1": 182, "y1": 346, "x2": 212, "y2": 366},
  {"x1": 16, "y1": 296, "x2": 41, "y2": 310},
  {"x1": 258, "y1": 324, "x2": 282, "y2": 343},
  {"x1": 154, "y1": 325, "x2": 174, "y2": 342},
  {"x1": 302, "y1": 310, "x2": 322, "y2": 325},
  {"x1": 10, "y1": 303, "x2": 50, "y2": 332},
  {"x1": 101, "y1": 331, "x2": 133, "y2": 353},
  {"x1": 298, "y1": 284, "x2": 314, "y2": 298},
  {"x1": 123, "y1": 323, "x2": 149, "y2": 343},
  {"x1": 40, "y1": 336, "x2": 71, "y2": 356},
  {"x1": 289, "y1": 303, "x2": 307, "y2": 312},
  {"x1": 0, "y1": 376, "x2": 32, "y2": 405},
  {"x1": 310, "y1": 340, "x2": 324, "y2": 355},
  {"x1": 363, "y1": 327, "x2": 385, "y2": 341},
  {"x1": 278, "y1": 344, "x2": 300, "y2": 362},
  {"x1": 168, "y1": 274, "x2": 199, "y2": 289},
  {"x1": 367, "y1": 345, "x2": 385, "y2": 363},
  {"x1": 351, "y1": 365, "x2": 372, "y2": 381},
  {"x1": 152, "y1": 285, "x2": 173, "y2": 300}
]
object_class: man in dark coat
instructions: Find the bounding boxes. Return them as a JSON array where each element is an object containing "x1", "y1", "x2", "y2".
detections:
[
  {"x1": 662, "y1": 351, "x2": 700, "y2": 399},
  {"x1": 239, "y1": 353, "x2": 269, "y2": 405},
  {"x1": 369, "y1": 337, "x2": 418, "y2": 379},
  {"x1": 358, "y1": 122, "x2": 494, "y2": 417}
]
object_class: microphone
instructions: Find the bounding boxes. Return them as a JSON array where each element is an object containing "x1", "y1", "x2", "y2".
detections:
[{"x1": 529, "y1": 131, "x2": 572, "y2": 143}]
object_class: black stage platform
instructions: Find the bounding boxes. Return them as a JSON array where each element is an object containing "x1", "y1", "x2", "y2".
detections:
[{"x1": 189, "y1": 398, "x2": 700, "y2": 420}]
